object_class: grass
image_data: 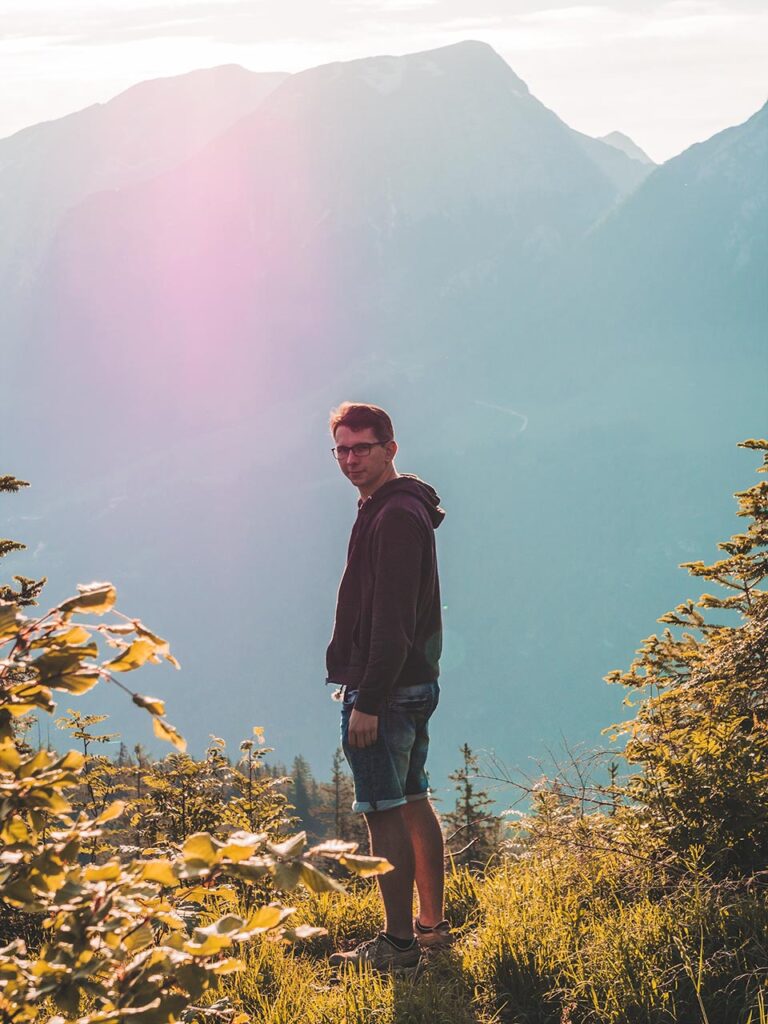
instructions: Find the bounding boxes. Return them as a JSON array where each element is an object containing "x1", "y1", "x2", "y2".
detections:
[
  {"x1": 188, "y1": 850, "x2": 768, "y2": 1024},
  {"x1": 219, "y1": 942, "x2": 498, "y2": 1024}
]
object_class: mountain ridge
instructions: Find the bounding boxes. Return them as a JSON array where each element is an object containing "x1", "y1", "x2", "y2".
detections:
[
  {"x1": 598, "y1": 130, "x2": 654, "y2": 165},
  {"x1": 0, "y1": 64, "x2": 289, "y2": 293}
]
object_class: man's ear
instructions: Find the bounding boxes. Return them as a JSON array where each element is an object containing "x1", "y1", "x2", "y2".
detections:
[{"x1": 386, "y1": 440, "x2": 398, "y2": 463}]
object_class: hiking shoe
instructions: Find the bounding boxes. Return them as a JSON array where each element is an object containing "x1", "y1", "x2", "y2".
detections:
[
  {"x1": 414, "y1": 918, "x2": 454, "y2": 949},
  {"x1": 329, "y1": 933, "x2": 421, "y2": 972}
]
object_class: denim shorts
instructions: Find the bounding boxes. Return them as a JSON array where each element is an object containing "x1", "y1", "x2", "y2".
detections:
[{"x1": 340, "y1": 681, "x2": 440, "y2": 814}]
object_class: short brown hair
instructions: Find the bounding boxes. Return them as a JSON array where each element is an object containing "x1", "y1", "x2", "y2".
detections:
[{"x1": 329, "y1": 402, "x2": 394, "y2": 443}]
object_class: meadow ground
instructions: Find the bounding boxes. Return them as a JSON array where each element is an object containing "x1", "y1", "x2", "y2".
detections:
[{"x1": 205, "y1": 852, "x2": 768, "y2": 1024}]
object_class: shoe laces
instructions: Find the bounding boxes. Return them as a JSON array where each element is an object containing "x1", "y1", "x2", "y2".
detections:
[{"x1": 357, "y1": 934, "x2": 386, "y2": 956}]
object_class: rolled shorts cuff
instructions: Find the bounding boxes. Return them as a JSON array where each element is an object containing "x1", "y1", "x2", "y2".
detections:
[
  {"x1": 352, "y1": 795, "x2": 407, "y2": 815},
  {"x1": 351, "y1": 788, "x2": 432, "y2": 815}
]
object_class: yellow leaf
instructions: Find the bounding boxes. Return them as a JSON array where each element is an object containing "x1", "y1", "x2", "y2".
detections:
[
  {"x1": 85, "y1": 861, "x2": 122, "y2": 882},
  {"x1": 57, "y1": 750, "x2": 85, "y2": 771},
  {"x1": 308, "y1": 840, "x2": 358, "y2": 857},
  {"x1": 55, "y1": 625, "x2": 91, "y2": 646},
  {"x1": 339, "y1": 854, "x2": 394, "y2": 878},
  {"x1": 34, "y1": 647, "x2": 98, "y2": 681},
  {"x1": 95, "y1": 800, "x2": 125, "y2": 824},
  {"x1": 5, "y1": 703, "x2": 41, "y2": 717},
  {"x1": 152, "y1": 717, "x2": 187, "y2": 752},
  {"x1": 107, "y1": 639, "x2": 156, "y2": 673},
  {"x1": 219, "y1": 840, "x2": 263, "y2": 863},
  {"x1": 153, "y1": 910, "x2": 186, "y2": 930},
  {"x1": 31, "y1": 625, "x2": 91, "y2": 649},
  {"x1": 122, "y1": 921, "x2": 154, "y2": 952},
  {"x1": 226, "y1": 857, "x2": 271, "y2": 883},
  {"x1": 59, "y1": 582, "x2": 117, "y2": 617},
  {"x1": 299, "y1": 863, "x2": 343, "y2": 893},
  {"x1": 132, "y1": 694, "x2": 165, "y2": 716},
  {"x1": 182, "y1": 833, "x2": 220, "y2": 865},
  {"x1": 183, "y1": 934, "x2": 232, "y2": 956},
  {"x1": 18, "y1": 749, "x2": 54, "y2": 779},
  {"x1": 212, "y1": 958, "x2": 245, "y2": 975},
  {"x1": 195, "y1": 915, "x2": 244, "y2": 938},
  {"x1": 50, "y1": 670, "x2": 100, "y2": 695},
  {"x1": 268, "y1": 832, "x2": 306, "y2": 859},
  {"x1": 226, "y1": 829, "x2": 268, "y2": 847},
  {"x1": 1, "y1": 817, "x2": 30, "y2": 843},
  {"x1": 0, "y1": 603, "x2": 23, "y2": 644},
  {"x1": 4, "y1": 684, "x2": 55, "y2": 714},
  {"x1": 140, "y1": 859, "x2": 179, "y2": 888},
  {"x1": 284, "y1": 924, "x2": 328, "y2": 941},
  {"x1": 166, "y1": 654, "x2": 181, "y2": 670},
  {"x1": 30, "y1": 790, "x2": 71, "y2": 814},
  {"x1": 0, "y1": 741, "x2": 21, "y2": 771},
  {"x1": 243, "y1": 904, "x2": 292, "y2": 933},
  {"x1": 134, "y1": 623, "x2": 170, "y2": 652},
  {"x1": 272, "y1": 862, "x2": 301, "y2": 889}
]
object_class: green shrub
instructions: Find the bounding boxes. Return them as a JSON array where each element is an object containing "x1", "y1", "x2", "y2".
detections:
[
  {"x1": 0, "y1": 478, "x2": 388, "y2": 1023},
  {"x1": 607, "y1": 439, "x2": 768, "y2": 875}
]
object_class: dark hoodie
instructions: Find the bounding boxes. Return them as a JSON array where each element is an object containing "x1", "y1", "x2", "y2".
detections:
[{"x1": 326, "y1": 474, "x2": 445, "y2": 715}]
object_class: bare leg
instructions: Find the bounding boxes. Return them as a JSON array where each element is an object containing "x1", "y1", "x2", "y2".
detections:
[
  {"x1": 402, "y1": 797, "x2": 445, "y2": 927},
  {"x1": 364, "y1": 806, "x2": 415, "y2": 940}
]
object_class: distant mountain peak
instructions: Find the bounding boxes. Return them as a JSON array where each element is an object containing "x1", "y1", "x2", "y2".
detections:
[
  {"x1": 599, "y1": 131, "x2": 655, "y2": 166},
  {"x1": 426, "y1": 39, "x2": 503, "y2": 60},
  {"x1": 412, "y1": 39, "x2": 530, "y2": 91},
  {"x1": 301, "y1": 39, "x2": 530, "y2": 100}
]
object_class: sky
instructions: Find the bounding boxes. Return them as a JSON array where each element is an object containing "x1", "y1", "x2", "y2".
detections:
[{"x1": 2, "y1": 0, "x2": 767, "y2": 162}]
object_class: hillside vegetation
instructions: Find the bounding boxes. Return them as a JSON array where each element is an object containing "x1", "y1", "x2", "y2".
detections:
[{"x1": 1, "y1": 439, "x2": 766, "y2": 1023}]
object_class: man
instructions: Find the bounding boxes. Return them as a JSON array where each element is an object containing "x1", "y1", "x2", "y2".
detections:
[{"x1": 326, "y1": 401, "x2": 451, "y2": 971}]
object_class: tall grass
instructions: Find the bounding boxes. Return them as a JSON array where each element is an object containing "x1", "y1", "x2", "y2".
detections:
[{"x1": 200, "y1": 849, "x2": 767, "y2": 1024}]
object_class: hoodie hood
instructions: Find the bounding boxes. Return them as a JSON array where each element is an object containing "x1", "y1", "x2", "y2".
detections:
[{"x1": 366, "y1": 473, "x2": 445, "y2": 529}]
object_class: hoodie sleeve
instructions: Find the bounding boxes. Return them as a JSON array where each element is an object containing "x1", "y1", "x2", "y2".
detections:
[{"x1": 354, "y1": 507, "x2": 424, "y2": 715}]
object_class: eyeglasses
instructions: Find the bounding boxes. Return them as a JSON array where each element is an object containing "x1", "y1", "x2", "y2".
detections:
[{"x1": 331, "y1": 441, "x2": 389, "y2": 461}]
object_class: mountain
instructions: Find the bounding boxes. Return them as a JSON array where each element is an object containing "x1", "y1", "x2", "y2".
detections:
[
  {"x1": 577, "y1": 99, "x2": 768, "y2": 343},
  {"x1": 23, "y1": 41, "x2": 653, "y2": 433},
  {"x1": 599, "y1": 131, "x2": 654, "y2": 165},
  {"x1": 451, "y1": 97, "x2": 768, "y2": 405},
  {"x1": 574, "y1": 131, "x2": 654, "y2": 193},
  {"x1": 3, "y1": 44, "x2": 765, "y2": 793},
  {"x1": 0, "y1": 65, "x2": 288, "y2": 295}
]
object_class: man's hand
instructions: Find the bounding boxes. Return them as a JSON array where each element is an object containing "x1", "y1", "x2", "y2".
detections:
[{"x1": 348, "y1": 708, "x2": 378, "y2": 748}]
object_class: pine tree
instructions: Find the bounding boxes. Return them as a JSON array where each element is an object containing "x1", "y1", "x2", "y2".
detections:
[
  {"x1": 607, "y1": 438, "x2": 768, "y2": 874},
  {"x1": 289, "y1": 754, "x2": 318, "y2": 838},
  {"x1": 0, "y1": 475, "x2": 46, "y2": 605},
  {"x1": 444, "y1": 743, "x2": 501, "y2": 869},
  {"x1": 331, "y1": 747, "x2": 350, "y2": 839},
  {"x1": 313, "y1": 747, "x2": 367, "y2": 843}
]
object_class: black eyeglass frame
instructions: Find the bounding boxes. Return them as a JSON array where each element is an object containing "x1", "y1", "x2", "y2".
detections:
[{"x1": 331, "y1": 441, "x2": 391, "y2": 461}]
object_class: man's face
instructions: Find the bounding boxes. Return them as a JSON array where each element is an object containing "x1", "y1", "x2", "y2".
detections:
[{"x1": 334, "y1": 425, "x2": 396, "y2": 496}]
